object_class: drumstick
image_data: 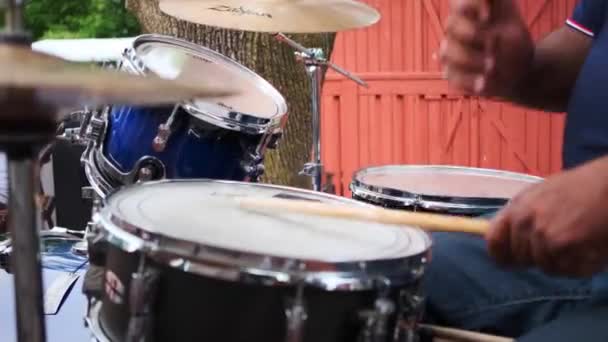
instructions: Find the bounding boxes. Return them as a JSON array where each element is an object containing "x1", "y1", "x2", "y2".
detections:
[
  {"x1": 419, "y1": 324, "x2": 514, "y2": 342},
  {"x1": 237, "y1": 197, "x2": 491, "y2": 236}
]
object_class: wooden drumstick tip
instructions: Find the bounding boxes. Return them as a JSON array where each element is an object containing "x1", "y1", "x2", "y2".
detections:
[
  {"x1": 236, "y1": 197, "x2": 490, "y2": 236},
  {"x1": 419, "y1": 324, "x2": 515, "y2": 342}
]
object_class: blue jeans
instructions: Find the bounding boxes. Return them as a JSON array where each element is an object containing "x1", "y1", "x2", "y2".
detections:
[{"x1": 422, "y1": 232, "x2": 608, "y2": 340}]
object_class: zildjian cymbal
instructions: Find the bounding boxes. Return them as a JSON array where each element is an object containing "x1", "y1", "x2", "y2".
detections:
[{"x1": 159, "y1": 0, "x2": 381, "y2": 33}]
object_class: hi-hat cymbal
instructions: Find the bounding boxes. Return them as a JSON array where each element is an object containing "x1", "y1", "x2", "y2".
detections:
[
  {"x1": 0, "y1": 44, "x2": 240, "y2": 108},
  {"x1": 158, "y1": 0, "x2": 381, "y2": 33}
]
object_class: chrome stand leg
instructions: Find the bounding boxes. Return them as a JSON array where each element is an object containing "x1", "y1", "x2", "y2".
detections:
[
  {"x1": 304, "y1": 58, "x2": 324, "y2": 192},
  {"x1": 7, "y1": 149, "x2": 46, "y2": 342},
  {"x1": 1, "y1": 1, "x2": 48, "y2": 340},
  {"x1": 274, "y1": 33, "x2": 367, "y2": 192}
]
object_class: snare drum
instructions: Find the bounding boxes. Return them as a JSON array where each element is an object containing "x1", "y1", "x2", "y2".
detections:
[
  {"x1": 351, "y1": 165, "x2": 543, "y2": 216},
  {"x1": 87, "y1": 180, "x2": 432, "y2": 342},
  {"x1": 81, "y1": 34, "x2": 288, "y2": 196}
]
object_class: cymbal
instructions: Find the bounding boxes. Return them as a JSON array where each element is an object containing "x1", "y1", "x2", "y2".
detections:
[
  {"x1": 31, "y1": 37, "x2": 135, "y2": 63},
  {"x1": 0, "y1": 44, "x2": 240, "y2": 108},
  {"x1": 158, "y1": 0, "x2": 381, "y2": 33}
]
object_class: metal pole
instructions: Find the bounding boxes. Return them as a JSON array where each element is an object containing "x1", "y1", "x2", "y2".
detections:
[
  {"x1": 4, "y1": 0, "x2": 24, "y2": 33},
  {"x1": 8, "y1": 153, "x2": 47, "y2": 342},
  {"x1": 1, "y1": 2, "x2": 47, "y2": 341},
  {"x1": 274, "y1": 33, "x2": 367, "y2": 193},
  {"x1": 305, "y1": 62, "x2": 324, "y2": 192}
]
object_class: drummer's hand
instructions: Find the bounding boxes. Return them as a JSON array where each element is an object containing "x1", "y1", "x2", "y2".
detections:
[
  {"x1": 486, "y1": 157, "x2": 608, "y2": 277},
  {"x1": 440, "y1": 0, "x2": 533, "y2": 96}
]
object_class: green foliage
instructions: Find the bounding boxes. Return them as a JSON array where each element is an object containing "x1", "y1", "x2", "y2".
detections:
[{"x1": 24, "y1": 0, "x2": 141, "y2": 40}]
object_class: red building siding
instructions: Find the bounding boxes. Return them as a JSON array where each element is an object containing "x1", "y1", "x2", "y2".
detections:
[{"x1": 321, "y1": 0, "x2": 577, "y2": 196}]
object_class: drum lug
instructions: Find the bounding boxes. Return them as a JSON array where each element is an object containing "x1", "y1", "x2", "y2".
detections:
[
  {"x1": 285, "y1": 284, "x2": 307, "y2": 342},
  {"x1": 358, "y1": 278, "x2": 397, "y2": 342},
  {"x1": 395, "y1": 292, "x2": 425, "y2": 342},
  {"x1": 126, "y1": 257, "x2": 161, "y2": 342},
  {"x1": 358, "y1": 298, "x2": 396, "y2": 342}
]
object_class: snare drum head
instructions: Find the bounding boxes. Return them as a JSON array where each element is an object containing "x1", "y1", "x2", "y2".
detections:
[
  {"x1": 351, "y1": 165, "x2": 543, "y2": 213},
  {"x1": 99, "y1": 180, "x2": 430, "y2": 263},
  {"x1": 130, "y1": 35, "x2": 287, "y2": 132}
]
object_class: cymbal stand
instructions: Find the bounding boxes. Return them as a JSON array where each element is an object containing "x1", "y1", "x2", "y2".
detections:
[
  {"x1": 274, "y1": 33, "x2": 367, "y2": 192},
  {"x1": 1, "y1": 1, "x2": 48, "y2": 342}
]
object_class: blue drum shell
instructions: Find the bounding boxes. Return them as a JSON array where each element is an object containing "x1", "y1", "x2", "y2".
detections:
[{"x1": 104, "y1": 104, "x2": 264, "y2": 181}]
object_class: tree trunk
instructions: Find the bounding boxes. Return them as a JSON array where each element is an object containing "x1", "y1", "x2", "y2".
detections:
[{"x1": 126, "y1": 0, "x2": 336, "y2": 189}]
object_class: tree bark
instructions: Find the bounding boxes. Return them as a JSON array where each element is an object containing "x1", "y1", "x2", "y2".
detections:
[{"x1": 126, "y1": 0, "x2": 335, "y2": 189}]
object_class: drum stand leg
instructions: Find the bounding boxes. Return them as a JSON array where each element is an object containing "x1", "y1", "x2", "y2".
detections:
[
  {"x1": 274, "y1": 33, "x2": 368, "y2": 193},
  {"x1": 302, "y1": 58, "x2": 324, "y2": 192},
  {"x1": 0, "y1": 1, "x2": 50, "y2": 340},
  {"x1": 5, "y1": 144, "x2": 48, "y2": 342}
]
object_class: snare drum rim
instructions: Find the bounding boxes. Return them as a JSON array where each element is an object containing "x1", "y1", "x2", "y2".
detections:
[
  {"x1": 350, "y1": 165, "x2": 543, "y2": 212},
  {"x1": 124, "y1": 34, "x2": 288, "y2": 135},
  {"x1": 95, "y1": 179, "x2": 432, "y2": 291}
]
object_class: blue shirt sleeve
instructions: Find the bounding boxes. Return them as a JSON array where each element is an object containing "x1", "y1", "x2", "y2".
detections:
[{"x1": 567, "y1": 0, "x2": 606, "y2": 37}]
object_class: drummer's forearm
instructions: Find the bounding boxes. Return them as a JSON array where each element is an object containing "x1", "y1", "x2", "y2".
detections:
[{"x1": 495, "y1": 27, "x2": 591, "y2": 113}]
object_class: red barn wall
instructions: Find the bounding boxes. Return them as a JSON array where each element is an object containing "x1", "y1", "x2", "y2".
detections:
[{"x1": 321, "y1": 0, "x2": 577, "y2": 196}]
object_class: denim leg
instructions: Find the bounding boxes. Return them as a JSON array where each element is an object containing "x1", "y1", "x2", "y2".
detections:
[
  {"x1": 422, "y1": 232, "x2": 597, "y2": 337},
  {"x1": 517, "y1": 305, "x2": 608, "y2": 342}
]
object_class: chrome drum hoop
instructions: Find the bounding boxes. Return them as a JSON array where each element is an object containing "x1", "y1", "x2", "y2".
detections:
[
  {"x1": 121, "y1": 34, "x2": 288, "y2": 136},
  {"x1": 94, "y1": 180, "x2": 431, "y2": 291},
  {"x1": 86, "y1": 302, "x2": 111, "y2": 342},
  {"x1": 351, "y1": 164, "x2": 544, "y2": 212}
]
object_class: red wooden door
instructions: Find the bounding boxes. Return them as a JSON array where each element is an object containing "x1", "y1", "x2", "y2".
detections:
[{"x1": 321, "y1": 0, "x2": 576, "y2": 196}]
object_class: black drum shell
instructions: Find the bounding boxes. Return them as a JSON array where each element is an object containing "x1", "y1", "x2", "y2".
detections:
[{"x1": 99, "y1": 245, "x2": 419, "y2": 342}]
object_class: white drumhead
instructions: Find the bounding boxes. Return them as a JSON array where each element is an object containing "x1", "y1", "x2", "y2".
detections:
[
  {"x1": 131, "y1": 35, "x2": 287, "y2": 124},
  {"x1": 101, "y1": 181, "x2": 430, "y2": 262},
  {"x1": 355, "y1": 165, "x2": 542, "y2": 199}
]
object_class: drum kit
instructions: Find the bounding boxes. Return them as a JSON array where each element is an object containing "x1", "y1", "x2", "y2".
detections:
[{"x1": 0, "y1": 0, "x2": 537, "y2": 341}]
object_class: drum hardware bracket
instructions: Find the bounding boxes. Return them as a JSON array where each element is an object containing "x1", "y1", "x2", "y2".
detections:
[
  {"x1": 274, "y1": 33, "x2": 367, "y2": 192},
  {"x1": 56, "y1": 127, "x2": 83, "y2": 144},
  {"x1": 87, "y1": 115, "x2": 107, "y2": 145},
  {"x1": 55, "y1": 109, "x2": 93, "y2": 145},
  {"x1": 152, "y1": 103, "x2": 180, "y2": 153},
  {"x1": 127, "y1": 256, "x2": 161, "y2": 342},
  {"x1": 81, "y1": 186, "x2": 96, "y2": 200},
  {"x1": 72, "y1": 192, "x2": 103, "y2": 257},
  {"x1": 285, "y1": 283, "x2": 308, "y2": 342},
  {"x1": 243, "y1": 152, "x2": 266, "y2": 181},
  {"x1": 92, "y1": 150, "x2": 166, "y2": 190}
]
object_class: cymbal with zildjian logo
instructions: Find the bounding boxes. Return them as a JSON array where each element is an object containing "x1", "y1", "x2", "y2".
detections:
[{"x1": 158, "y1": 0, "x2": 381, "y2": 33}]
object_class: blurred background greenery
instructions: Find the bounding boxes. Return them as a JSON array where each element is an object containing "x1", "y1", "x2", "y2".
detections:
[{"x1": 13, "y1": 0, "x2": 141, "y2": 39}]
